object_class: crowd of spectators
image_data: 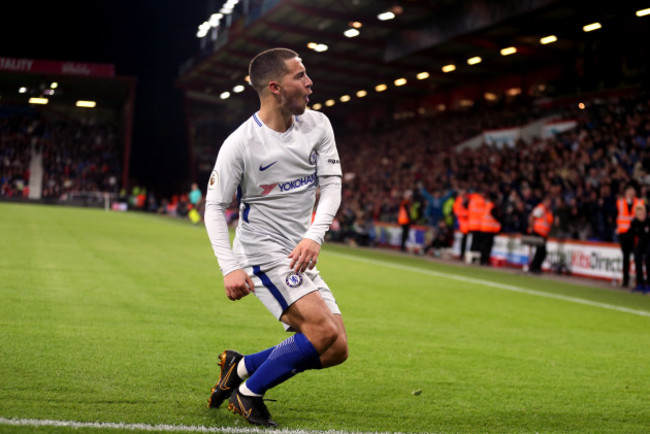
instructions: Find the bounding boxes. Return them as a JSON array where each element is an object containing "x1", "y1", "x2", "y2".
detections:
[
  {"x1": 335, "y1": 91, "x2": 650, "y2": 244},
  {"x1": 40, "y1": 118, "x2": 121, "y2": 199},
  {"x1": 5, "y1": 91, "x2": 650, "y2": 248},
  {"x1": 0, "y1": 111, "x2": 122, "y2": 200},
  {"x1": 0, "y1": 114, "x2": 33, "y2": 198}
]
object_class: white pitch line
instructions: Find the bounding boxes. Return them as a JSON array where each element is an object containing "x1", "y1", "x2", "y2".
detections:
[
  {"x1": 0, "y1": 417, "x2": 393, "y2": 434},
  {"x1": 327, "y1": 251, "x2": 650, "y2": 318}
]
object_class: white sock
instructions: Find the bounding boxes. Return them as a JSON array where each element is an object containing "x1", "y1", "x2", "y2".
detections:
[
  {"x1": 239, "y1": 382, "x2": 262, "y2": 397},
  {"x1": 237, "y1": 357, "x2": 249, "y2": 379}
]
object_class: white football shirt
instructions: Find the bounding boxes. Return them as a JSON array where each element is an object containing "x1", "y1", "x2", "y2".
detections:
[{"x1": 205, "y1": 110, "x2": 342, "y2": 274}]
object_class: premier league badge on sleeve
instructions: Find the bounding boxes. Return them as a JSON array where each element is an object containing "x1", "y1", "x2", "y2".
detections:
[
  {"x1": 309, "y1": 149, "x2": 318, "y2": 165},
  {"x1": 208, "y1": 170, "x2": 219, "y2": 190},
  {"x1": 285, "y1": 271, "x2": 303, "y2": 288}
]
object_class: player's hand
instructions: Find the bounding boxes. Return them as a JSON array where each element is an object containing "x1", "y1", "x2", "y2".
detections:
[
  {"x1": 223, "y1": 269, "x2": 254, "y2": 301},
  {"x1": 288, "y1": 238, "x2": 321, "y2": 273}
]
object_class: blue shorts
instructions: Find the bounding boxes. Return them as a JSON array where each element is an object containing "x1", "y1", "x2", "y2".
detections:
[{"x1": 245, "y1": 259, "x2": 341, "y2": 331}]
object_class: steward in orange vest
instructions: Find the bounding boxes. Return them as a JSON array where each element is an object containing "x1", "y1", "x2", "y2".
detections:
[
  {"x1": 531, "y1": 202, "x2": 553, "y2": 238},
  {"x1": 453, "y1": 194, "x2": 469, "y2": 234},
  {"x1": 479, "y1": 194, "x2": 501, "y2": 265},
  {"x1": 453, "y1": 189, "x2": 470, "y2": 260},
  {"x1": 398, "y1": 191, "x2": 413, "y2": 252},
  {"x1": 528, "y1": 197, "x2": 553, "y2": 273},
  {"x1": 467, "y1": 192, "x2": 485, "y2": 233},
  {"x1": 398, "y1": 200, "x2": 411, "y2": 225},
  {"x1": 617, "y1": 197, "x2": 642, "y2": 234},
  {"x1": 480, "y1": 200, "x2": 502, "y2": 234},
  {"x1": 467, "y1": 191, "x2": 485, "y2": 252},
  {"x1": 617, "y1": 184, "x2": 643, "y2": 287}
]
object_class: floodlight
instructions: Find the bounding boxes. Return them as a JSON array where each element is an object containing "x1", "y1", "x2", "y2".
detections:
[
  {"x1": 344, "y1": 28, "x2": 360, "y2": 38},
  {"x1": 76, "y1": 100, "x2": 96, "y2": 108},
  {"x1": 637, "y1": 8, "x2": 650, "y2": 17},
  {"x1": 583, "y1": 22, "x2": 602, "y2": 32},
  {"x1": 540, "y1": 35, "x2": 557, "y2": 44},
  {"x1": 209, "y1": 13, "x2": 222, "y2": 27}
]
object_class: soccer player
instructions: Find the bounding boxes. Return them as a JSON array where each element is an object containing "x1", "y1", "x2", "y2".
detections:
[{"x1": 203, "y1": 48, "x2": 347, "y2": 427}]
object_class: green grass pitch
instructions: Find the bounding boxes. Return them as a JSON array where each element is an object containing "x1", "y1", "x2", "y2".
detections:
[{"x1": 1, "y1": 202, "x2": 650, "y2": 433}]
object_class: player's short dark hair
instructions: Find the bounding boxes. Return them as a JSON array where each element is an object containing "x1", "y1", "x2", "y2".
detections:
[{"x1": 248, "y1": 48, "x2": 299, "y2": 94}]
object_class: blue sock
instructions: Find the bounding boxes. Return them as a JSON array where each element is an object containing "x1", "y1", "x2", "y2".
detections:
[
  {"x1": 244, "y1": 333, "x2": 322, "y2": 396},
  {"x1": 243, "y1": 347, "x2": 274, "y2": 376}
]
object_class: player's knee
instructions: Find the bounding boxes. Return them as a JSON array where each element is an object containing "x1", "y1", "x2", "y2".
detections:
[{"x1": 312, "y1": 318, "x2": 339, "y2": 351}]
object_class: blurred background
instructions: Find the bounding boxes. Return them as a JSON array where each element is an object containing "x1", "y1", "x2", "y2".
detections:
[{"x1": 2, "y1": 0, "x2": 650, "y2": 282}]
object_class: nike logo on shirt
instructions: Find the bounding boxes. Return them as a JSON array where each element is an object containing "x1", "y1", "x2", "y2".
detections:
[{"x1": 259, "y1": 161, "x2": 278, "y2": 171}]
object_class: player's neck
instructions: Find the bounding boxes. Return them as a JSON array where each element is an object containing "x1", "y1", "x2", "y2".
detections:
[{"x1": 258, "y1": 103, "x2": 293, "y2": 133}]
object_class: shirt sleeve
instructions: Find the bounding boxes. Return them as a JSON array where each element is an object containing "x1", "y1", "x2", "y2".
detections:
[
  {"x1": 204, "y1": 136, "x2": 244, "y2": 276},
  {"x1": 315, "y1": 113, "x2": 343, "y2": 177},
  {"x1": 304, "y1": 175, "x2": 342, "y2": 245}
]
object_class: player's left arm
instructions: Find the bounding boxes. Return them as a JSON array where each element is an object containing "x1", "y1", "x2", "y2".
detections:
[
  {"x1": 289, "y1": 113, "x2": 342, "y2": 273},
  {"x1": 290, "y1": 175, "x2": 342, "y2": 272}
]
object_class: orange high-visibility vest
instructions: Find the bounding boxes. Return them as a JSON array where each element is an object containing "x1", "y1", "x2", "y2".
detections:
[
  {"x1": 468, "y1": 193, "x2": 485, "y2": 232},
  {"x1": 480, "y1": 201, "x2": 501, "y2": 233},
  {"x1": 532, "y1": 203, "x2": 553, "y2": 238},
  {"x1": 453, "y1": 196, "x2": 469, "y2": 234},
  {"x1": 398, "y1": 200, "x2": 410, "y2": 225},
  {"x1": 616, "y1": 198, "x2": 642, "y2": 234}
]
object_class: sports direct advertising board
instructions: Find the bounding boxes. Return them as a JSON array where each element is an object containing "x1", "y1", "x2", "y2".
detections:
[
  {"x1": 542, "y1": 239, "x2": 622, "y2": 280},
  {"x1": 375, "y1": 224, "x2": 624, "y2": 282},
  {"x1": 452, "y1": 232, "x2": 623, "y2": 281}
]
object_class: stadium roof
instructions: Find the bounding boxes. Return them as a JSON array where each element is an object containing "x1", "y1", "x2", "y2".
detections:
[
  {"x1": 177, "y1": 0, "x2": 650, "y2": 121},
  {"x1": 0, "y1": 58, "x2": 135, "y2": 112}
]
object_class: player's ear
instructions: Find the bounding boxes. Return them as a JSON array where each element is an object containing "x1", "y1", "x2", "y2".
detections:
[{"x1": 268, "y1": 80, "x2": 281, "y2": 95}]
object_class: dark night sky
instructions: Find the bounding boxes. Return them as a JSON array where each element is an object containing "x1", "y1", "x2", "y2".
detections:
[{"x1": 2, "y1": 1, "x2": 209, "y2": 195}]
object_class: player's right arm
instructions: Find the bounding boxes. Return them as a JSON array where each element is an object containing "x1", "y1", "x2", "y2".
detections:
[{"x1": 204, "y1": 136, "x2": 254, "y2": 300}]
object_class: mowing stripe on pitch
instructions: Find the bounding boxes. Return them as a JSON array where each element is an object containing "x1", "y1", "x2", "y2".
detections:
[
  {"x1": 327, "y1": 252, "x2": 650, "y2": 318},
  {"x1": 0, "y1": 417, "x2": 391, "y2": 434}
]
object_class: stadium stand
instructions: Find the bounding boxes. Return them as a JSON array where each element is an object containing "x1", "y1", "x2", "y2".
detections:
[
  {"x1": 0, "y1": 58, "x2": 135, "y2": 207},
  {"x1": 0, "y1": 113, "x2": 32, "y2": 198},
  {"x1": 335, "y1": 90, "x2": 650, "y2": 244},
  {"x1": 0, "y1": 110, "x2": 122, "y2": 202}
]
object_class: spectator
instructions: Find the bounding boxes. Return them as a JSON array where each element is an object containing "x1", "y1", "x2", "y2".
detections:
[
  {"x1": 189, "y1": 182, "x2": 203, "y2": 207},
  {"x1": 629, "y1": 204, "x2": 650, "y2": 293},
  {"x1": 424, "y1": 219, "x2": 454, "y2": 257}
]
